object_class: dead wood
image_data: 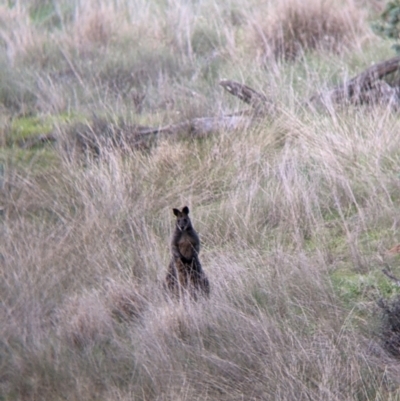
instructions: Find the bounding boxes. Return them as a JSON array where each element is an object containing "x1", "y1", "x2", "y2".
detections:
[
  {"x1": 16, "y1": 56, "x2": 400, "y2": 153},
  {"x1": 136, "y1": 115, "x2": 247, "y2": 137},
  {"x1": 220, "y1": 58, "x2": 400, "y2": 109},
  {"x1": 382, "y1": 268, "x2": 400, "y2": 287},
  {"x1": 311, "y1": 55, "x2": 400, "y2": 106},
  {"x1": 14, "y1": 79, "x2": 277, "y2": 154},
  {"x1": 219, "y1": 79, "x2": 273, "y2": 114},
  {"x1": 19, "y1": 115, "x2": 248, "y2": 151}
]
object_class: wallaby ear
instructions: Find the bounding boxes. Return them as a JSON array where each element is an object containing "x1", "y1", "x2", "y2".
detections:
[
  {"x1": 182, "y1": 206, "x2": 189, "y2": 215},
  {"x1": 172, "y1": 208, "x2": 180, "y2": 217}
]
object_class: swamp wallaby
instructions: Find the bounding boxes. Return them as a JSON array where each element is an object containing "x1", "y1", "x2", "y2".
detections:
[{"x1": 165, "y1": 206, "x2": 210, "y2": 299}]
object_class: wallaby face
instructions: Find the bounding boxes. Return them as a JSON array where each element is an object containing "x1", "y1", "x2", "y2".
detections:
[{"x1": 173, "y1": 206, "x2": 191, "y2": 231}]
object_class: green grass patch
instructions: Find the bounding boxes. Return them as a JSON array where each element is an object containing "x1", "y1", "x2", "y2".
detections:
[
  {"x1": 10, "y1": 116, "x2": 53, "y2": 142},
  {"x1": 28, "y1": 1, "x2": 73, "y2": 30},
  {"x1": 331, "y1": 269, "x2": 400, "y2": 307},
  {"x1": 7, "y1": 113, "x2": 84, "y2": 145},
  {"x1": 0, "y1": 147, "x2": 59, "y2": 173}
]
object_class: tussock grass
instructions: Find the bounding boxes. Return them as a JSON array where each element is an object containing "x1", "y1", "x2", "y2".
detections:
[
  {"x1": 4, "y1": 101, "x2": 400, "y2": 399},
  {"x1": 3, "y1": 0, "x2": 400, "y2": 400},
  {"x1": 248, "y1": 0, "x2": 371, "y2": 61}
]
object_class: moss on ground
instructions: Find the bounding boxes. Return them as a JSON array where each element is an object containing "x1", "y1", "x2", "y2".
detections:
[
  {"x1": 8, "y1": 114, "x2": 77, "y2": 144},
  {"x1": 10, "y1": 116, "x2": 52, "y2": 143}
]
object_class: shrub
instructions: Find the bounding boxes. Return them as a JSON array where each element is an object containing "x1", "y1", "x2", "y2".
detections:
[{"x1": 373, "y1": 0, "x2": 400, "y2": 54}]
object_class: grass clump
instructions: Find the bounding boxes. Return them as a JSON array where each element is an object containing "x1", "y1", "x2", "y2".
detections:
[
  {"x1": 249, "y1": 0, "x2": 369, "y2": 61},
  {"x1": 0, "y1": 54, "x2": 36, "y2": 113}
]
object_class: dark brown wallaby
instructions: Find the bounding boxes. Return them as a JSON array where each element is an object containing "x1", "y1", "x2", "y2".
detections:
[{"x1": 165, "y1": 206, "x2": 210, "y2": 299}]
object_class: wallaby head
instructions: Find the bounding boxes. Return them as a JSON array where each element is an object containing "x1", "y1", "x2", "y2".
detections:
[{"x1": 173, "y1": 206, "x2": 191, "y2": 231}]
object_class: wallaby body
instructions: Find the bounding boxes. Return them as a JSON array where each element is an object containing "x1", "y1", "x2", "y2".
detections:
[{"x1": 165, "y1": 206, "x2": 210, "y2": 299}]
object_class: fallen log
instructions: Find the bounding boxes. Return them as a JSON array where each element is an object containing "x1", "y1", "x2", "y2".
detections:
[
  {"x1": 15, "y1": 56, "x2": 400, "y2": 153},
  {"x1": 135, "y1": 114, "x2": 249, "y2": 137},
  {"x1": 19, "y1": 114, "x2": 249, "y2": 151},
  {"x1": 310, "y1": 55, "x2": 400, "y2": 106},
  {"x1": 219, "y1": 58, "x2": 400, "y2": 108},
  {"x1": 219, "y1": 79, "x2": 273, "y2": 114}
]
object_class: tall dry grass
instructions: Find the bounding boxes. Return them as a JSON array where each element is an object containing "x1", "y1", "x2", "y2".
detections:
[
  {"x1": 3, "y1": 102, "x2": 400, "y2": 399},
  {"x1": 2, "y1": 0, "x2": 400, "y2": 400},
  {"x1": 0, "y1": 0, "x2": 373, "y2": 116},
  {"x1": 248, "y1": 0, "x2": 370, "y2": 61}
]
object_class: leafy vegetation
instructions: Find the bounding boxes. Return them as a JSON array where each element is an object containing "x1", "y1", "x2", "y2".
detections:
[{"x1": 374, "y1": 0, "x2": 400, "y2": 53}]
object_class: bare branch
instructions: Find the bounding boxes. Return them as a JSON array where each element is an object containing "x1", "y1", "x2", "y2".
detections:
[
  {"x1": 382, "y1": 268, "x2": 400, "y2": 286},
  {"x1": 311, "y1": 56, "x2": 400, "y2": 106},
  {"x1": 219, "y1": 79, "x2": 273, "y2": 114}
]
